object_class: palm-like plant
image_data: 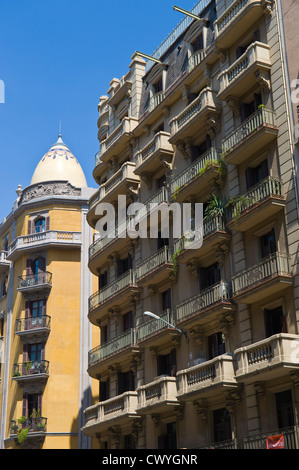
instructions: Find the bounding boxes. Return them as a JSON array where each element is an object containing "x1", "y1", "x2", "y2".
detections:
[{"x1": 204, "y1": 194, "x2": 226, "y2": 220}]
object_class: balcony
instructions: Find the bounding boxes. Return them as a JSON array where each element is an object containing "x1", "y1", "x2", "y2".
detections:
[
  {"x1": 187, "y1": 49, "x2": 206, "y2": 74},
  {"x1": 136, "y1": 246, "x2": 174, "y2": 286},
  {"x1": 88, "y1": 270, "x2": 140, "y2": 325},
  {"x1": 137, "y1": 309, "x2": 179, "y2": 348},
  {"x1": 214, "y1": 0, "x2": 269, "y2": 49},
  {"x1": 83, "y1": 392, "x2": 139, "y2": 437},
  {"x1": 95, "y1": 116, "x2": 139, "y2": 165},
  {"x1": 135, "y1": 131, "x2": 173, "y2": 176},
  {"x1": 232, "y1": 252, "x2": 293, "y2": 304},
  {"x1": 218, "y1": 42, "x2": 271, "y2": 101},
  {"x1": 15, "y1": 315, "x2": 51, "y2": 339},
  {"x1": 10, "y1": 417, "x2": 47, "y2": 443},
  {"x1": 221, "y1": 107, "x2": 278, "y2": 165},
  {"x1": 169, "y1": 88, "x2": 220, "y2": 145},
  {"x1": 92, "y1": 161, "x2": 140, "y2": 206},
  {"x1": 147, "y1": 91, "x2": 165, "y2": 113},
  {"x1": 88, "y1": 329, "x2": 139, "y2": 379},
  {"x1": 137, "y1": 376, "x2": 179, "y2": 415},
  {"x1": 171, "y1": 148, "x2": 224, "y2": 203},
  {"x1": 0, "y1": 250, "x2": 10, "y2": 272},
  {"x1": 173, "y1": 215, "x2": 231, "y2": 265},
  {"x1": 176, "y1": 353, "x2": 237, "y2": 400},
  {"x1": 7, "y1": 231, "x2": 82, "y2": 261},
  {"x1": 176, "y1": 282, "x2": 235, "y2": 329},
  {"x1": 234, "y1": 333, "x2": 299, "y2": 382},
  {"x1": 226, "y1": 177, "x2": 285, "y2": 231},
  {"x1": 17, "y1": 272, "x2": 52, "y2": 296},
  {"x1": 12, "y1": 360, "x2": 49, "y2": 384}
]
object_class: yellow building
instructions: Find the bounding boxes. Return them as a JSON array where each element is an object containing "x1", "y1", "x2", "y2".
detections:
[{"x1": 0, "y1": 133, "x2": 98, "y2": 449}]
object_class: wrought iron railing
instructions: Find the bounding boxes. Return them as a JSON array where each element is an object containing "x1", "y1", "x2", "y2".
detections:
[
  {"x1": 137, "y1": 309, "x2": 174, "y2": 342},
  {"x1": 88, "y1": 329, "x2": 137, "y2": 367},
  {"x1": 136, "y1": 246, "x2": 173, "y2": 280},
  {"x1": 17, "y1": 272, "x2": 52, "y2": 290},
  {"x1": 221, "y1": 107, "x2": 276, "y2": 154},
  {"x1": 10, "y1": 417, "x2": 47, "y2": 435},
  {"x1": 12, "y1": 360, "x2": 49, "y2": 377},
  {"x1": 232, "y1": 252, "x2": 291, "y2": 296},
  {"x1": 16, "y1": 315, "x2": 51, "y2": 333},
  {"x1": 173, "y1": 215, "x2": 225, "y2": 253}
]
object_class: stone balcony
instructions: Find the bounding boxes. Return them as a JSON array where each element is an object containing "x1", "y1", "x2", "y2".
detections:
[
  {"x1": 169, "y1": 88, "x2": 220, "y2": 145},
  {"x1": 226, "y1": 176, "x2": 286, "y2": 231},
  {"x1": 95, "y1": 116, "x2": 139, "y2": 167},
  {"x1": 176, "y1": 353, "x2": 238, "y2": 400},
  {"x1": 221, "y1": 107, "x2": 278, "y2": 165},
  {"x1": 170, "y1": 147, "x2": 224, "y2": 203},
  {"x1": 88, "y1": 270, "x2": 140, "y2": 325},
  {"x1": 7, "y1": 231, "x2": 82, "y2": 261},
  {"x1": 83, "y1": 392, "x2": 140, "y2": 437},
  {"x1": 214, "y1": 0, "x2": 272, "y2": 49},
  {"x1": 0, "y1": 250, "x2": 10, "y2": 273},
  {"x1": 134, "y1": 131, "x2": 173, "y2": 176},
  {"x1": 87, "y1": 329, "x2": 139, "y2": 379},
  {"x1": 218, "y1": 42, "x2": 271, "y2": 101},
  {"x1": 176, "y1": 282, "x2": 235, "y2": 330},
  {"x1": 137, "y1": 376, "x2": 179, "y2": 415},
  {"x1": 232, "y1": 252, "x2": 293, "y2": 304},
  {"x1": 234, "y1": 333, "x2": 299, "y2": 382},
  {"x1": 17, "y1": 272, "x2": 52, "y2": 296}
]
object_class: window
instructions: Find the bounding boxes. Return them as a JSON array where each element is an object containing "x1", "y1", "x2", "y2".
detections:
[
  {"x1": 35, "y1": 218, "x2": 46, "y2": 233},
  {"x1": 123, "y1": 311, "x2": 133, "y2": 332},
  {"x1": 157, "y1": 174, "x2": 166, "y2": 189},
  {"x1": 98, "y1": 271, "x2": 108, "y2": 290},
  {"x1": 101, "y1": 324, "x2": 108, "y2": 344},
  {"x1": 22, "y1": 393, "x2": 42, "y2": 419},
  {"x1": 153, "y1": 77, "x2": 163, "y2": 94},
  {"x1": 124, "y1": 434, "x2": 136, "y2": 450},
  {"x1": 117, "y1": 370, "x2": 135, "y2": 395},
  {"x1": 245, "y1": 159, "x2": 269, "y2": 190},
  {"x1": 213, "y1": 408, "x2": 232, "y2": 443},
  {"x1": 28, "y1": 343, "x2": 42, "y2": 362},
  {"x1": 264, "y1": 306, "x2": 287, "y2": 337},
  {"x1": 158, "y1": 422, "x2": 177, "y2": 449},
  {"x1": 199, "y1": 263, "x2": 221, "y2": 291},
  {"x1": 162, "y1": 288, "x2": 172, "y2": 311},
  {"x1": 26, "y1": 257, "x2": 46, "y2": 276},
  {"x1": 275, "y1": 390, "x2": 294, "y2": 428},
  {"x1": 260, "y1": 229, "x2": 276, "y2": 258},
  {"x1": 192, "y1": 34, "x2": 203, "y2": 52},
  {"x1": 25, "y1": 299, "x2": 46, "y2": 329},
  {"x1": 157, "y1": 349, "x2": 176, "y2": 377},
  {"x1": 99, "y1": 379, "x2": 110, "y2": 402},
  {"x1": 28, "y1": 216, "x2": 49, "y2": 234},
  {"x1": 157, "y1": 231, "x2": 169, "y2": 250},
  {"x1": 1, "y1": 277, "x2": 7, "y2": 297},
  {"x1": 191, "y1": 135, "x2": 211, "y2": 162},
  {"x1": 239, "y1": 93, "x2": 262, "y2": 122},
  {"x1": 117, "y1": 255, "x2": 132, "y2": 277},
  {"x1": 208, "y1": 332, "x2": 226, "y2": 359}
]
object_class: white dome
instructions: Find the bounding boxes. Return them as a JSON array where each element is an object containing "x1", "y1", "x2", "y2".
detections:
[{"x1": 31, "y1": 134, "x2": 87, "y2": 188}]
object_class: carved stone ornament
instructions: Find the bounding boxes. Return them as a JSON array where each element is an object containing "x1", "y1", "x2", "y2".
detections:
[{"x1": 20, "y1": 181, "x2": 81, "y2": 203}]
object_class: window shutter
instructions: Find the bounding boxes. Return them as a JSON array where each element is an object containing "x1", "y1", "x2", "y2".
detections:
[
  {"x1": 26, "y1": 259, "x2": 33, "y2": 276},
  {"x1": 27, "y1": 220, "x2": 33, "y2": 235},
  {"x1": 37, "y1": 393, "x2": 42, "y2": 416},
  {"x1": 45, "y1": 217, "x2": 50, "y2": 231},
  {"x1": 25, "y1": 301, "x2": 30, "y2": 319},
  {"x1": 246, "y1": 167, "x2": 256, "y2": 190},
  {"x1": 41, "y1": 342, "x2": 45, "y2": 361},
  {"x1": 38, "y1": 257, "x2": 46, "y2": 273},
  {"x1": 42, "y1": 298, "x2": 47, "y2": 316},
  {"x1": 23, "y1": 343, "x2": 29, "y2": 362},
  {"x1": 22, "y1": 394, "x2": 28, "y2": 418}
]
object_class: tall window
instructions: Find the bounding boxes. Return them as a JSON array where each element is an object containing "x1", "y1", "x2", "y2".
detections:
[
  {"x1": 199, "y1": 263, "x2": 221, "y2": 291},
  {"x1": 157, "y1": 349, "x2": 176, "y2": 377},
  {"x1": 264, "y1": 306, "x2": 287, "y2": 337},
  {"x1": 260, "y1": 229, "x2": 276, "y2": 258},
  {"x1": 275, "y1": 390, "x2": 294, "y2": 428},
  {"x1": 245, "y1": 159, "x2": 269, "y2": 190},
  {"x1": 35, "y1": 218, "x2": 46, "y2": 233},
  {"x1": 213, "y1": 408, "x2": 232, "y2": 443},
  {"x1": 208, "y1": 332, "x2": 226, "y2": 359}
]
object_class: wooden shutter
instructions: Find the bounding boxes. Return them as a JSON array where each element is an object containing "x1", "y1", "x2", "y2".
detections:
[
  {"x1": 22, "y1": 394, "x2": 28, "y2": 418},
  {"x1": 41, "y1": 342, "x2": 45, "y2": 361},
  {"x1": 26, "y1": 259, "x2": 33, "y2": 276},
  {"x1": 37, "y1": 393, "x2": 42, "y2": 416},
  {"x1": 246, "y1": 167, "x2": 256, "y2": 190},
  {"x1": 25, "y1": 301, "x2": 30, "y2": 319},
  {"x1": 27, "y1": 220, "x2": 33, "y2": 235},
  {"x1": 23, "y1": 343, "x2": 29, "y2": 362},
  {"x1": 37, "y1": 257, "x2": 46, "y2": 273},
  {"x1": 45, "y1": 216, "x2": 50, "y2": 231}
]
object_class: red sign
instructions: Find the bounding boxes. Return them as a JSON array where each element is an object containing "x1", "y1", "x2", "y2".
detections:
[{"x1": 266, "y1": 434, "x2": 284, "y2": 449}]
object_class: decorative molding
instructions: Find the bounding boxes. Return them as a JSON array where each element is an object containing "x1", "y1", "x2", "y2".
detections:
[{"x1": 20, "y1": 181, "x2": 81, "y2": 204}]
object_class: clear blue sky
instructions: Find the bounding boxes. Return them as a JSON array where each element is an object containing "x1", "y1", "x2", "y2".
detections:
[{"x1": 0, "y1": 0, "x2": 198, "y2": 223}]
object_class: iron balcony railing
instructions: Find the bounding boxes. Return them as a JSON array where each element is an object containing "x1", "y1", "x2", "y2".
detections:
[
  {"x1": 89, "y1": 219, "x2": 128, "y2": 260},
  {"x1": 198, "y1": 426, "x2": 299, "y2": 449},
  {"x1": 137, "y1": 309, "x2": 174, "y2": 342},
  {"x1": 88, "y1": 329, "x2": 137, "y2": 368},
  {"x1": 171, "y1": 148, "x2": 221, "y2": 195},
  {"x1": 88, "y1": 269, "x2": 137, "y2": 312},
  {"x1": 174, "y1": 215, "x2": 225, "y2": 253},
  {"x1": 232, "y1": 252, "x2": 291, "y2": 297},
  {"x1": 136, "y1": 246, "x2": 173, "y2": 281},
  {"x1": 10, "y1": 417, "x2": 47, "y2": 435},
  {"x1": 17, "y1": 272, "x2": 52, "y2": 290},
  {"x1": 227, "y1": 176, "x2": 284, "y2": 221},
  {"x1": 176, "y1": 282, "x2": 232, "y2": 322},
  {"x1": 15, "y1": 315, "x2": 51, "y2": 333},
  {"x1": 12, "y1": 360, "x2": 49, "y2": 378},
  {"x1": 221, "y1": 107, "x2": 276, "y2": 154}
]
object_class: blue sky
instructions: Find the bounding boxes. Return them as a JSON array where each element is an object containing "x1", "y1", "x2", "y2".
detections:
[{"x1": 0, "y1": 0, "x2": 198, "y2": 222}]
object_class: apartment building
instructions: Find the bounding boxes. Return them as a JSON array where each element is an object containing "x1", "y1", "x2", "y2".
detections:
[
  {"x1": 82, "y1": 0, "x2": 299, "y2": 449},
  {"x1": 0, "y1": 133, "x2": 97, "y2": 449}
]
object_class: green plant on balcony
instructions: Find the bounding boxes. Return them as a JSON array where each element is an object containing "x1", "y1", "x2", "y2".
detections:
[
  {"x1": 17, "y1": 428, "x2": 28, "y2": 446},
  {"x1": 225, "y1": 193, "x2": 256, "y2": 221},
  {"x1": 25, "y1": 361, "x2": 33, "y2": 371},
  {"x1": 172, "y1": 246, "x2": 183, "y2": 278},
  {"x1": 11, "y1": 422, "x2": 18, "y2": 434},
  {"x1": 204, "y1": 194, "x2": 227, "y2": 220},
  {"x1": 172, "y1": 186, "x2": 181, "y2": 201}
]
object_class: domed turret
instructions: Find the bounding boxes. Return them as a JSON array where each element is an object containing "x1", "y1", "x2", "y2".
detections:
[{"x1": 30, "y1": 134, "x2": 87, "y2": 188}]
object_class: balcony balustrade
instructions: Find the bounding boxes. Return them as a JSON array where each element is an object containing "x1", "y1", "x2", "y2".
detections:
[
  {"x1": 232, "y1": 252, "x2": 293, "y2": 303},
  {"x1": 10, "y1": 417, "x2": 47, "y2": 437},
  {"x1": 137, "y1": 309, "x2": 177, "y2": 347},
  {"x1": 17, "y1": 271, "x2": 52, "y2": 295},
  {"x1": 221, "y1": 107, "x2": 278, "y2": 165},
  {"x1": 171, "y1": 148, "x2": 223, "y2": 202},
  {"x1": 88, "y1": 270, "x2": 139, "y2": 324},
  {"x1": 137, "y1": 376, "x2": 179, "y2": 414},
  {"x1": 214, "y1": 0, "x2": 269, "y2": 49},
  {"x1": 147, "y1": 91, "x2": 165, "y2": 113},
  {"x1": 169, "y1": 88, "x2": 220, "y2": 144},
  {"x1": 176, "y1": 282, "x2": 234, "y2": 329},
  {"x1": 7, "y1": 231, "x2": 81, "y2": 261},
  {"x1": 15, "y1": 315, "x2": 51, "y2": 337},
  {"x1": 176, "y1": 353, "x2": 237, "y2": 400},
  {"x1": 187, "y1": 49, "x2": 206, "y2": 73},
  {"x1": 226, "y1": 176, "x2": 285, "y2": 231},
  {"x1": 0, "y1": 250, "x2": 9, "y2": 272},
  {"x1": 83, "y1": 392, "x2": 139, "y2": 436},
  {"x1": 12, "y1": 360, "x2": 49, "y2": 383},
  {"x1": 234, "y1": 333, "x2": 299, "y2": 381},
  {"x1": 218, "y1": 42, "x2": 271, "y2": 100},
  {"x1": 135, "y1": 131, "x2": 173, "y2": 175},
  {"x1": 136, "y1": 246, "x2": 174, "y2": 285},
  {"x1": 88, "y1": 329, "x2": 138, "y2": 372}
]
